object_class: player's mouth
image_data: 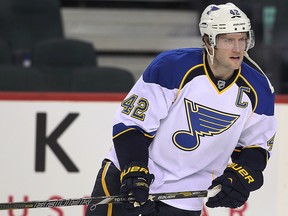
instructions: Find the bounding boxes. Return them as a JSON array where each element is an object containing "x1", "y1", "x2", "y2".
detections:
[
  {"x1": 230, "y1": 56, "x2": 240, "y2": 60},
  {"x1": 230, "y1": 56, "x2": 241, "y2": 62}
]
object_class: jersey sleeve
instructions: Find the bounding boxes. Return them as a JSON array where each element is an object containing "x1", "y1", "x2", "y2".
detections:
[
  {"x1": 112, "y1": 53, "x2": 181, "y2": 168},
  {"x1": 237, "y1": 70, "x2": 277, "y2": 158}
]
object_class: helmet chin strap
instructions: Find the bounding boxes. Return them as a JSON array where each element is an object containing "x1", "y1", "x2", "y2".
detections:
[{"x1": 205, "y1": 46, "x2": 215, "y2": 65}]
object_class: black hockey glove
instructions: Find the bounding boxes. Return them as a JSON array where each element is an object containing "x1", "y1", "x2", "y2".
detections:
[
  {"x1": 206, "y1": 162, "x2": 263, "y2": 208},
  {"x1": 120, "y1": 161, "x2": 155, "y2": 215}
]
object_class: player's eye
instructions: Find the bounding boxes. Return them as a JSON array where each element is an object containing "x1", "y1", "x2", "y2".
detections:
[
  {"x1": 224, "y1": 38, "x2": 233, "y2": 43},
  {"x1": 239, "y1": 38, "x2": 247, "y2": 42}
]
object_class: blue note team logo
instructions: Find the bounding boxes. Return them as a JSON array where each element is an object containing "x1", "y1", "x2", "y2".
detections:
[{"x1": 173, "y1": 99, "x2": 239, "y2": 151}]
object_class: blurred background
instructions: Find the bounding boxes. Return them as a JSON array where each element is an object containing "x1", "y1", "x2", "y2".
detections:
[{"x1": 0, "y1": 0, "x2": 286, "y2": 93}]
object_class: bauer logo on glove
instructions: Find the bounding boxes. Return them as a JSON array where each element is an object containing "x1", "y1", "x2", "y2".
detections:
[
  {"x1": 120, "y1": 165, "x2": 149, "y2": 182},
  {"x1": 227, "y1": 162, "x2": 255, "y2": 184}
]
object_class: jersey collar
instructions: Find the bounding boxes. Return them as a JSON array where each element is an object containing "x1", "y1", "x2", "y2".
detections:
[{"x1": 203, "y1": 52, "x2": 241, "y2": 94}]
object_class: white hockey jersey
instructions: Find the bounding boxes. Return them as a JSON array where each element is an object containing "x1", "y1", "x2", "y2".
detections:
[{"x1": 106, "y1": 48, "x2": 277, "y2": 211}]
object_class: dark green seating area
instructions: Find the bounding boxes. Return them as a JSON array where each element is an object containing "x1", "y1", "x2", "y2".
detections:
[
  {"x1": 0, "y1": 0, "x2": 286, "y2": 93},
  {"x1": 71, "y1": 66, "x2": 135, "y2": 92},
  {"x1": 0, "y1": 0, "x2": 135, "y2": 93},
  {"x1": 0, "y1": 66, "x2": 47, "y2": 91},
  {"x1": 0, "y1": 0, "x2": 64, "y2": 55}
]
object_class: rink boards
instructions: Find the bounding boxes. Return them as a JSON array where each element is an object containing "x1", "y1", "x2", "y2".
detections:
[{"x1": 0, "y1": 93, "x2": 287, "y2": 216}]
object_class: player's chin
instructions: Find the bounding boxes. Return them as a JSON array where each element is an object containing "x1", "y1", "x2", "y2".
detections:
[
  {"x1": 229, "y1": 59, "x2": 242, "y2": 69},
  {"x1": 233, "y1": 65, "x2": 241, "y2": 70}
]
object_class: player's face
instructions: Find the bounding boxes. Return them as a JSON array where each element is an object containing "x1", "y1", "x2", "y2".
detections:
[{"x1": 214, "y1": 33, "x2": 248, "y2": 70}]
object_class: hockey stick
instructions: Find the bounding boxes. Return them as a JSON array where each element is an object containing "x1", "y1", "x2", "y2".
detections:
[{"x1": 0, "y1": 186, "x2": 221, "y2": 210}]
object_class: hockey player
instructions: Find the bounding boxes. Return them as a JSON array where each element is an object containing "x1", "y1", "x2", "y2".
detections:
[{"x1": 85, "y1": 2, "x2": 277, "y2": 216}]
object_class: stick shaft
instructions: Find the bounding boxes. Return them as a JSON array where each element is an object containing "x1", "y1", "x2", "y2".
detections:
[{"x1": 0, "y1": 188, "x2": 219, "y2": 210}]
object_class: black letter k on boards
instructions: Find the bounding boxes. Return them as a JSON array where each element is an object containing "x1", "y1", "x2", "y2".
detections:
[{"x1": 35, "y1": 113, "x2": 79, "y2": 172}]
